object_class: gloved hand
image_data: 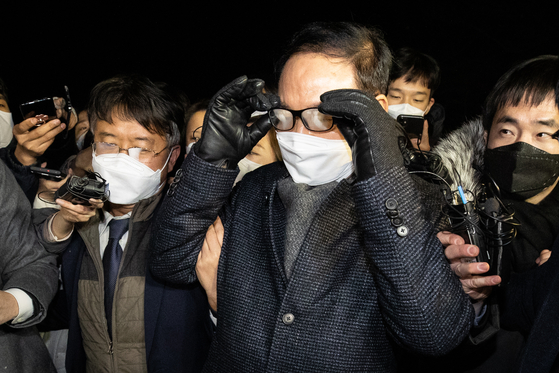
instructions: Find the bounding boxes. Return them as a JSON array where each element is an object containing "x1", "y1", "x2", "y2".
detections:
[
  {"x1": 319, "y1": 89, "x2": 405, "y2": 182},
  {"x1": 195, "y1": 76, "x2": 280, "y2": 169}
]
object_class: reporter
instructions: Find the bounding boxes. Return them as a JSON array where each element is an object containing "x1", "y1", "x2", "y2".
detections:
[
  {"x1": 419, "y1": 55, "x2": 559, "y2": 373},
  {"x1": 35, "y1": 75, "x2": 212, "y2": 373},
  {"x1": 0, "y1": 158, "x2": 58, "y2": 372}
]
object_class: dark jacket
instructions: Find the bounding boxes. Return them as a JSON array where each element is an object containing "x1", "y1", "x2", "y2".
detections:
[
  {"x1": 0, "y1": 144, "x2": 38, "y2": 203},
  {"x1": 36, "y1": 193, "x2": 213, "y2": 373},
  {"x1": 499, "y1": 233, "x2": 559, "y2": 372},
  {"x1": 150, "y1": 150, "x2": 474, "y2": 372},
  {"x1": 0, "y1": 158, "x2": 58, "y2": 372}
]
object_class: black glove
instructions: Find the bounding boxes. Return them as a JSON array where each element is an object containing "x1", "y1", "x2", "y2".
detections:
[
  {"x1": 195, "y1": 76, "x2": 280, "y2": 169},
  {"x1": 319, "y1": 89, "x2": 405, "y2": 182}
]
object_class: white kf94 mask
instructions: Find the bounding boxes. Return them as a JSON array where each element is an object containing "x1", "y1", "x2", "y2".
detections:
[
  {"x1": 387, "y1": 103, "x2": 425, "y2": 120},
  {"x1": 92, "y1": 150, "x2": 170, "y2": 205},
  {"x1": 276, "y1": 131, "x2": 353, "y2": 186}
]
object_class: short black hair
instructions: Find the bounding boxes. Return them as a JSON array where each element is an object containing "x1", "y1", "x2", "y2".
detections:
[
  {"x1": 275, "y1": 21, "x2": 392, "y2": 95},
  {"x1": 88, "y1": 74, "x2": 183, "y2": 146},
  {"x1": 388, "y1": 47, "x2": 441, "y2": 97},
  {"x1": 483, "y1": 55, "x2": 559, "y2": 132}
]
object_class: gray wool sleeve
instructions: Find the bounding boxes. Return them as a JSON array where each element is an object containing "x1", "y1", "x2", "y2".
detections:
[
  {"x1": 149, "y1": 152, "x2": 238, "y2": 284},
  {"x1": 352, "y1": 164, "x2": 475, "y2": 356},
  {"x1": 0, "y1": 159, "x2": 58, "y2": 328}
]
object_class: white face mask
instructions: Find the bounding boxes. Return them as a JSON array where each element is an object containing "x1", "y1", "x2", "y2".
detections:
[
  {"x1": 276, "y1": 131, "x2": 353, "y2": 186},
  {"x1": 92, "y1": 150, "x2": 170, "y2": 205},
  {"x1": 387, "y1": 103, "x2": 425, "y2": 120},
  {"x1": 234, "y1": 157, "x2": 263, "y2": 186},
  {"x1": 0, "y1": 111, "x2": 14, "y2": 148}
]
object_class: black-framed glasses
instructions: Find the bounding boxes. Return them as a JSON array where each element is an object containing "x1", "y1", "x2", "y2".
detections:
[
  {"x1": 269, "y1": 107, "x2": 334, "y2": 132},
  {"x1": 93, "y1": 142, "x2": 168, "y2": 163}
]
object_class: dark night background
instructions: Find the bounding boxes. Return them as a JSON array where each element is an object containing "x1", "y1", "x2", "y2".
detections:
[{"x1": 2, "y1": 1, "x2": 558, "y2": 134}]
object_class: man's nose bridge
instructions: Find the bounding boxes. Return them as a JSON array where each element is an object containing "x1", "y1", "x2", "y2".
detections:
[
  {"x1": 293, "y1": 116, "x2": 308, "y2": 134},
  {"x1": 517, "y1": 130, "x2": 532, "y2": 145},
  {"x1": 405, "y1": 96, "x2": 413, "y2": 105}
]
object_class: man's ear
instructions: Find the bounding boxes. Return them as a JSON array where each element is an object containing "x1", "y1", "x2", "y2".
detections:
[
  {"x1": 374, "y1": 94, "x2": 389, "y2": 112},
  {"x1": 483, "y1": 130, "x2": 488, "y2": 145},
  {"x1": 167, "y1": 145, "x2": 181, "y2": 173},
  {"x1": 424, "y1": 98, "x2": 435, "y2": 115}
]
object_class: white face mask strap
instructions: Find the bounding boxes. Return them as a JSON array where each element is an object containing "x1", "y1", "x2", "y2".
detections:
[{"x1": 157, "y1": 147, "x2": 175, "y2": 173}]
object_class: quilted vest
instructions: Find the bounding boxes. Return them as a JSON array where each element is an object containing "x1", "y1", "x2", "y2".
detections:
[{"x1": 75, "y1": 199, "x2": 158, "y2": 373}]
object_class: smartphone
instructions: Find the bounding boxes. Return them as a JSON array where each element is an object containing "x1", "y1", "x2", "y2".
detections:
[
  {"x1": 30, "y1": 166, "x2": 67, "y2": 181},
  {"x1": 397, "y1": 114, "x2": 424, "y2": 138},
  {"x1": 20, "y1": 97, "x2": 58, "y2": 123}
]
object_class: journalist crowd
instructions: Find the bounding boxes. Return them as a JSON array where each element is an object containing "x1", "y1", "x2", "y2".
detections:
[{"x1": 1, "y1": 21, "x2": 559, "y2": 373}]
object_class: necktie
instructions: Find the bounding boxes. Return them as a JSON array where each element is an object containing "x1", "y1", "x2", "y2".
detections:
[{"x1": 103, "y1": 218, "x2": 129, "y2": 339}]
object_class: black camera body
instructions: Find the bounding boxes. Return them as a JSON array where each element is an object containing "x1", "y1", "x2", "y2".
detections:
[{"x1": 54, "y1": 175, "x2": 107, "y2": 205}]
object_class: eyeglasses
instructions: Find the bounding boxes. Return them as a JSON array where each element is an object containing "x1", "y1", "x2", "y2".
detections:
[
  {"x1": 191, "y1": 125, "x2": 203, "y2": 143},
  {"x1": 93, "y1": 142, "x2": 168, "y2": 163},
  {"x1": 269, "y1": 108, "x2": 335, "y2": 132}
]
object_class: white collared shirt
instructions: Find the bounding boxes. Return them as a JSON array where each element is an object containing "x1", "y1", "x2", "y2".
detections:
[{"x1": 98, "y1": 210, "x2": 132, "y2": 257}]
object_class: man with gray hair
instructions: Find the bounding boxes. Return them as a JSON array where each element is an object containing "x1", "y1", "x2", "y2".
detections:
[{"x1": 35, "y1": 75, "x2": 212, "y2": 373}]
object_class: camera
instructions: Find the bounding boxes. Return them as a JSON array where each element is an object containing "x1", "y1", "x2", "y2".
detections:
[{"x1": 54, "y1": 175, "x2": 108, "y2": 205}]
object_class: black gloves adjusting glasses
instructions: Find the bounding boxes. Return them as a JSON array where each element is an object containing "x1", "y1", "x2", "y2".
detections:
[
  {"x1": 319, "y1": 89, "x2": 406, "y2": 182},
  {"x1": 195, "y1": 76, "x2": 280, "y2": 169}
]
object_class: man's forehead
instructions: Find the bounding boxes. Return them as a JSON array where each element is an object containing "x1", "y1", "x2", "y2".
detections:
[
  {"x1": 278, "y1": 53, "x2": 358, "y2": 109},
  {"x1": 389, "y1": 77, "x2": 430, "y2": 94},
  {"x1": 95, "y1": 119, "x2": 167, "y2": 143},
  {"x1": 493, "y1": 99, "x2": 559, "y2": 128}
]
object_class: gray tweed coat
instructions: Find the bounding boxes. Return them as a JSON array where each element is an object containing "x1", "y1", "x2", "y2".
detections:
[{"x1": 150, "y1": 150, "x2": 474, "y2": 372}]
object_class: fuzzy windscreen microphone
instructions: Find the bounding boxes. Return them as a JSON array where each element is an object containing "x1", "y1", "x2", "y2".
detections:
[
  {"x1": 431, "y1": 118, "x2": 486, "y2": 201},
  {"x1": 432, "y1": 118, "x2": 497, "y2": 274},
  {"x1": 432, "y1": 118, "x2": 518, "y2": 279}
]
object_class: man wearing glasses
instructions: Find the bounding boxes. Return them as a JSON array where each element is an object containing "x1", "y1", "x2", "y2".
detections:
[
  {"x1": 151, "y1": 22, "x2": 474, "y2": 372},
  {"x1": 35, "y1": 75, "x2": 212, "y2": 373}
]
